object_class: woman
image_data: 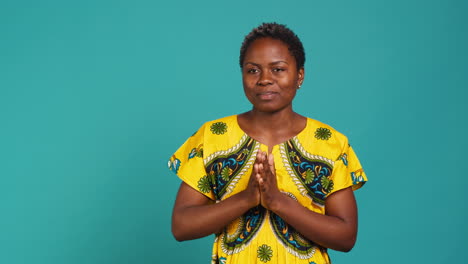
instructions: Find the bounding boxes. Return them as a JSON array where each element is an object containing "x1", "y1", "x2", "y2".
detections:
[{"x1": 168, "y1": 22, "x2": 367, "y2": 264}]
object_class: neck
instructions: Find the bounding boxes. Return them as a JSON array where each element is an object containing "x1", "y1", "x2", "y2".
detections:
[
  {"x1": 247, "y1": 107, "x2": 299, "y2": 131},
  {"x1": 237, "y1": 106, "x2": 307, "y2": 150}
]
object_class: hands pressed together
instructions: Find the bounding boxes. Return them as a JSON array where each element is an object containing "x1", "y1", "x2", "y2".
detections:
[{"x1": 244, "y1": 151, "x2": 284, "y2": 211}]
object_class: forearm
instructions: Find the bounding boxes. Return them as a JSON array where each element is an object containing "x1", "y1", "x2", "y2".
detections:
[
  {"x1": 271, "y1": 191, "x2": 357, "y2": 252},
  {"x1": 172, "y1": 191, "x2": 254, "y2": 241}
]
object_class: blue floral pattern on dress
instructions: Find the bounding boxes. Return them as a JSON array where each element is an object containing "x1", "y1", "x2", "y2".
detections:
[
  {"x1": 168, "y1": 155, "x2": 181, "y2": 173},
  {"x1": 284, "y1": 140, "x2": 334, "y2": 206},
  {"x1": 222, "y1": 206, "x2": 266, "y2": 253},
  {"x1": 188, "y1": 144, "x2": 203, "y2": 159},
  {"x1": 351, "y1": 169, "x2": 365, "y2": 185},
  {"x1": 337, "y1": 153, "x2": 348, "y2": 166},
  {"x1": 206, "y1": 138, "x2": 255, "y2": 200}
]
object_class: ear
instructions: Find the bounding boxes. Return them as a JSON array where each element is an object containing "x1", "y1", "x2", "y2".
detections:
[{"x1": 297, "y1": 67, "x2": 305, "y2": 88}]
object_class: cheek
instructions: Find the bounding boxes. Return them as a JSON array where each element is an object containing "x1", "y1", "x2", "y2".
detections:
[
  {"x1": 242, "y1": 85, "x2": 255, "y2": 103},
  {"x1": 242, "y1": 74, "x2": 256, "y2": 84},
  {"x1": 279, "y1": 80, "x2": 298, "y2": 99},
  {"x1": 278, "y1": 76, "x2": 299, "y2": 90},
  {"x1": 241, "y1": 82, "x2": 258, "y2": 105},
  {"x1": 242, "y1": 76, "x2": 256, "y2": 92}
]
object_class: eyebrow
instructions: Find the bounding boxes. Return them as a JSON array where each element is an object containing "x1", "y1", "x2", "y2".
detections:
[{"x1": 244, "y1": 61, "x2": 289, "y2": 67}]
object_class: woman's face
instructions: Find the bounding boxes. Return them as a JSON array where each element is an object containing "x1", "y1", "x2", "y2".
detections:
[{"x1": 242, "y1": 37, "x2": 304, "y2": 113}]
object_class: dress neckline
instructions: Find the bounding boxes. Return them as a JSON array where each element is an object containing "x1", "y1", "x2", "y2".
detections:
[{"x1": 233, "y1": 114, "x2": 309, "y2": 150}]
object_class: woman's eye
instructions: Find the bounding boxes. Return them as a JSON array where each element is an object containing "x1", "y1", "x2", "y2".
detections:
[
  {"x1": 247, "y1": 68, "x2": 259, "y2": 74},
  {"x1": 273, "y1": 68, "x2": 285, "y2": 72}
]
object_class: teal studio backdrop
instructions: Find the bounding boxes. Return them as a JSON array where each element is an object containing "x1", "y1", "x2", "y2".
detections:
[{"x1": 1, "y1": 0, "x2": 467, "y2": 263}]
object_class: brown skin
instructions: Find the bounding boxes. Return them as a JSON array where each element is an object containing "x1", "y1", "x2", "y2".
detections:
[{"x1": 172, "y1": 37, "x2": 358, "y2": 252}]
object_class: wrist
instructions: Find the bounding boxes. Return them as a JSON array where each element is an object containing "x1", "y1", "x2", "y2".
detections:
[
  {"x1": 237, "y1": 189, "x2": 258, "y2": 209},
  {"x1": 265, "y1": 191, "x2": 288, "y2": 213},
  {"x1": 262, "y1": 191, "x2": 287, "y2": 213}
]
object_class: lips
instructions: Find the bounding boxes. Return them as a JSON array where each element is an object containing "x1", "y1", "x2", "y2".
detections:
[{"x1": 257, "y1": 91, "x2": 278, "y2": 100}]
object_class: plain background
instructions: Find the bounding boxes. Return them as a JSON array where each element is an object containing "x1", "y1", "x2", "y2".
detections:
[{"x1": 1, "y1": 0, "x2": 467, "y2": 263}]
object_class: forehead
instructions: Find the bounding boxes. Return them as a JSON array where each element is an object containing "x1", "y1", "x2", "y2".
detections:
[{"x1": 244, "y1": 37, "x2": 295, "y2": 64}]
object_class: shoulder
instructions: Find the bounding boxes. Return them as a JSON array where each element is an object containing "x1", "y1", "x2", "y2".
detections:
[
  {"x1": 193, "y1": 115, "x2": 238, "y2": 137},
  {"x1": 201, "y1": 115, "x2": 237, "y2": 135},
  {"x1": 307, "y1": 118, "x2": 347, "y2": 140},
  {"x1": 194, "y1": 115, "x2": 243, "y2": 145},
  {"x1": 301, "y1": 117, "x2": 349, "y2": 150}
]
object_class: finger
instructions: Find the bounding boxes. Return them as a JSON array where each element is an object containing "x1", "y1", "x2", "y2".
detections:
[
  {"x1": 262, "y1": 154, "x2": 270, "y2": 174},
  {"x1": 264, "y1": 153, "x2": 270, "y2": 167},
  {"x1": 256, "y1": 173, "x2": 264, "y2": 184},
  {"x1": 254, "y1": 155, "x2": 261, "y2": 166},
  {"x1": 258, "y1": 151, "x2": 265, "y2": 162},
  {"x1": 257, "y1": 175, "x2": 267, "y2": 192},
  {"x1": 258, "y1": 163, "x2": 264, "y2": 173},
  {"x1": 268, "y1": 153, "x2": 275, "y2": 173}
]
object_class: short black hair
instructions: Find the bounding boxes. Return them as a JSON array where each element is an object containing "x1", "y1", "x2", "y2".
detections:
[{"x1": 239, "y1": 22, "x2": 305, "y2": 69}]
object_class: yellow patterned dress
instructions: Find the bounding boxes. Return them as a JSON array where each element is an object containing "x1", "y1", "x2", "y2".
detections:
[{"x1": 168, "y1": 115, "x2": 367, "y2": 264}]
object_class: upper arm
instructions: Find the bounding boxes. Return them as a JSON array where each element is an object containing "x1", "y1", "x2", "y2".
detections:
[
  {"x1": 171, "y1": 182, "x2": 217, "y2": 240},
  {"x1": 324, "y1": 187, "x2": 358, "y2": 233},
  {"x1": 173, "y1": 182, "x2": 213, "y2": 214}
]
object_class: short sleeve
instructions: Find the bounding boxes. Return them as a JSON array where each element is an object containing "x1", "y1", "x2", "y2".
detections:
[
  {"x1": 168, "y1": 124, "x2": 215, "y2": 200},
  {"x1": 327, "y1": 138, "x2": 367, "y2": 197}
]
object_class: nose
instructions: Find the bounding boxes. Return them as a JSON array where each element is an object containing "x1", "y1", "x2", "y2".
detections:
[{"x1": 257, "y1": 70, "x2": 273, "y2": 86}]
